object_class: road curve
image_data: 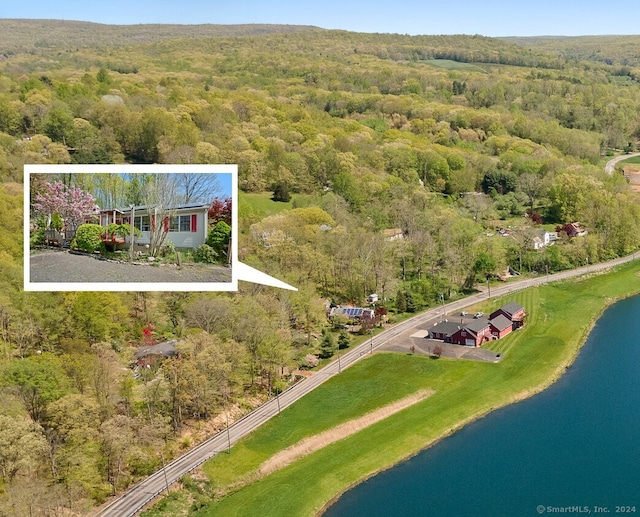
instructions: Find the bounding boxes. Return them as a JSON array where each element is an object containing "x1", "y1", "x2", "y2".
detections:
[
  {"x1": 604, "y1": 152, "x2": 640, "y2": 174},
  {"x1": 94, "y1": 251, "x2": 639, "y2": 517}
]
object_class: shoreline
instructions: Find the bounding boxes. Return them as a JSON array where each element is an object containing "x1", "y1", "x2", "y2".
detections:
[{"x1": 316, "y1": 292, "x2": 630, "y2": 516}]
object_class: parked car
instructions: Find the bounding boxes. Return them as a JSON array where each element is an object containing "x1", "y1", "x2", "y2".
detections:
[
  {"x1": 473, "y1": 312, "x2": 484, "y2": 319},
  {"x1": 460, "y1": 311, "x2": 468, "y2": 316}
]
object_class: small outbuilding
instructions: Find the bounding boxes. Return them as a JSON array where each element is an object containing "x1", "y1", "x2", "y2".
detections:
[
  {"x1": 490, "y1": 302, "x2": 526, "y2": 329},
  {"x1": 489, "y1": 314, "x2": 514, "y2": 339}
]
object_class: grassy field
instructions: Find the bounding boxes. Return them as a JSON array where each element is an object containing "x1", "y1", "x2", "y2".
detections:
[
  {"x1": 238, "y1": 191, "x2": 317, "y2": 233},
  {"x1": 618, "y1": 155, "x2": 640, "y2": 165},
  {"x1": 422, "y1": 59, "x2": 487, "y2": 72},
  {"x1": 239, "y1": 192, "x2": 316, "y2": 217},
  {"x1": 143, "y1": 260, "x2": 640, "y2": 517}
]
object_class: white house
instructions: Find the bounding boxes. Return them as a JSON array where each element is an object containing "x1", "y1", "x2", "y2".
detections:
[
  {"x1": 532, "y1": 230, "x2": 558, "y2": 250},
  {"x1": 99, "y1": 203, "x2": 210, "y2": 250}
]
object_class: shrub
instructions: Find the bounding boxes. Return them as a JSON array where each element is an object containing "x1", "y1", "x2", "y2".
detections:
[
  {"x1": 303, "y1": 354, "x2": 319, "y2": 368},
  {"x1": 106, "y1": 223, "x2": 141, "y2": 238},
  {"x1": 192, "y1": 244, "x2": 218, "y2": 264},
  {"x1": 30, "y1": 227, "x2": 45, "y2": 247},
  {"x1": 161, "y1": 240, "x2": 177, "y2": 257},
  {"x1": 75, "y1": 224, "x2": 105, "y2": 253},
  {"x1": 206, "y1": 221, "x2": 231, "y2": 253},
  {"x1": 50, "y1": 213, "x2": 63, "y2": 230}
]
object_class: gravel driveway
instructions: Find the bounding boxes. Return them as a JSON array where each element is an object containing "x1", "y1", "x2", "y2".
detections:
[{"x1": 29, "y1": 248, "x2": 231, "y2": 284}]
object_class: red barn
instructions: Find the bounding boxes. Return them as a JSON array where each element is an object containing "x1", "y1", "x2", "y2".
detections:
[
  {"x1": 490, "y1": 302, "x2": 526, "y2": 329},
  {"x1": 489, "y1": 314, "x2": 513, "y2": 339}
]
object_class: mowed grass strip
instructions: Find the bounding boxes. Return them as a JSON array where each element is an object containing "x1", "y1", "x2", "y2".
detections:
[
  {"x1": 259, "y1": 389, "x2": 434, "y2": 476},
  {"x1": 180, "y1": 261, "x2": 640, "y2": 517}
]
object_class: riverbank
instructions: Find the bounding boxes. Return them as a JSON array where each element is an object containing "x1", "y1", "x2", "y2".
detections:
[{"x1": 143, "y1": 260, "x2": 640, "y2": 517}]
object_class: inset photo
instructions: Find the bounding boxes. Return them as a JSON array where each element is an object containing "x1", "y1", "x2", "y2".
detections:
[{"x1": 25, "y1": 164, "x2": 237, "y2": 291}]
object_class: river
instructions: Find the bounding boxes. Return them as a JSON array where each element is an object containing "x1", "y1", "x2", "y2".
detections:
[{"x1": 324, "y1": 295, "x2": 640, "y2": 516}]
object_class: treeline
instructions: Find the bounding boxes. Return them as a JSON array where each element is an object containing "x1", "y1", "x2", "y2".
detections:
[{"x1": 505, "y1": 35, "x2": 640, "y2": 68}]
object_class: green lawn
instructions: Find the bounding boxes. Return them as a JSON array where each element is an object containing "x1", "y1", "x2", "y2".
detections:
[
  {"x1": 239, "y1": 191, "x2": 316, "y2": 218},
  {"x1": 145, "y1": 261, "x2": 640, "y2": 517},
  {"x1": 618, "y1": 155, "x2": 640, "y2": 165}
]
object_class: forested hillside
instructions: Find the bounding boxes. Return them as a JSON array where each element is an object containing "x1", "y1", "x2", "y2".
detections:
[
  {"x1": 505, "y1": 34, "x2": 640, "y2": 68},
  {"x1": 1, "y1": 23, "x2": 640, "y2": 514}
]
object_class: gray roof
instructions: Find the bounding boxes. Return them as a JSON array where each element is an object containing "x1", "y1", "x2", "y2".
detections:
[
  {"x1": 500, "y1": 302, "x2": 525, "y2": 317},
  {"x1": 134, "y1": 339, "x2": 177, "y2": 360},
  {"x1": 464, "y1": 318, "x2": 490, "y2": 334},
  {"x1": 490, "y1": 314, "x2": 512, "y2": 332},
  {"x1": 429, "y1": 321, "x2": 461, "y2": 337}
]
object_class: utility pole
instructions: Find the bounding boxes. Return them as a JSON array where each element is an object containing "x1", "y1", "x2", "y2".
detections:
[
  {"x1": 224, "y1": 390, "x2": 232, "y2": 454},
  {"x1": 160, "y1": 451, "x2": 170, "y2": 496}
]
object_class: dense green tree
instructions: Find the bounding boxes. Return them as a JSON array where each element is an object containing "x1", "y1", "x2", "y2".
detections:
[
  {"x1": 272, "y1": 181, "x2": 291, "y2": 202},
  {"x1": 481, "y1": 169, "x2": 518, "y2": 195},
  {"x1": 2, "y1": 353, "x2": 71, "y2": 423},
  {"x1": 319, "y1": 329, "x2": 336, "y2": 359},
  {"x1": 337, "y1": 330, "x2": 351, "y2": 350},
  {"x1": 69, "y1": 293, "x2": 128, "y2": 344},
  {"x1": 0, "y1": 415, "x2": 48, "y2": 481}
]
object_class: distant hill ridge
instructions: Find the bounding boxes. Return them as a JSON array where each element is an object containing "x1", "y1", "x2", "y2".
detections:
[
  {"x1": 2, "y1": 19, "x2": 639, "y2": 68},
  {"x1": 0, "y1": 19, "x2": 323, "y2": 52},
  {"x1": 503, "y1": 34, "x2": 640, "y2": 67}
]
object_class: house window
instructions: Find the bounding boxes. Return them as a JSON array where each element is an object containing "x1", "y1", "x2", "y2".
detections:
[
  {"x1": 169, "y1": 215, "x2": 194, "y2": 232},
  {"x1": 179, "y1": 215, "x2": 191, "y2": 232},
  {"x1": 134, "y1": 215, "x2": 150, "y2": 232}
]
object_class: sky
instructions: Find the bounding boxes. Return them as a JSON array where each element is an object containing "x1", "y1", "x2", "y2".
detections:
[{"x1": 2, "y1": 0, "x2": 639, "y2": 38}]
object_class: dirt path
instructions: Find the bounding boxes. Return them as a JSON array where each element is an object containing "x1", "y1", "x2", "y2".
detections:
[
  {"x1": 259, "y1": 389, "x2": 434, "y2": 476},
  {"x1": 29, "y1": 248, "x2": 231, "y2": 284}
]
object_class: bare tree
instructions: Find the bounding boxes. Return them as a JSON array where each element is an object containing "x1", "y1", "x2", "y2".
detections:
[
  {"x1": 174, "y1": 173, "x2": 221, "y2": 204},
  {"x1": 143, "y1": 174, "x2": 179, "y2": 257},
  {"x1": 517, "y1": 173, "x2": 545, "y2": 214}
]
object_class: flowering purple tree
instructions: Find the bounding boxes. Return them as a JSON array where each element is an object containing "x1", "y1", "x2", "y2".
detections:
[{"x1": 32, "y1": 180, "x2": 99, "y2": 235}]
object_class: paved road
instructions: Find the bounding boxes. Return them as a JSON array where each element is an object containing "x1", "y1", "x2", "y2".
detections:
[
  {"x1": 94, "y1": 251, "x2": 639, "y2": 517},
  {"x1": 29, "y1": 249, "x2": 231, "y2": 284},
  {"x1": 604, "y1": 152, "x2": 640, "y2": 174}
]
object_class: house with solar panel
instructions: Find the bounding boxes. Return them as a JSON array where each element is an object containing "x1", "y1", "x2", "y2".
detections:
[{"x1": 329, "y1": 306, "x2": 375, "y2": 323}]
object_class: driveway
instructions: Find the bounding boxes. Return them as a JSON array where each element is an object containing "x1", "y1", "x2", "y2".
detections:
[
  {"x1": 29, "y1": 248, "x2": 231, "y2": 284},
  {"x1": 379, "y1": 324, "x2": 502, "y2": 363},
  {"x1": 604, "y1": 152, "x2": 640, "y2": 174}
]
